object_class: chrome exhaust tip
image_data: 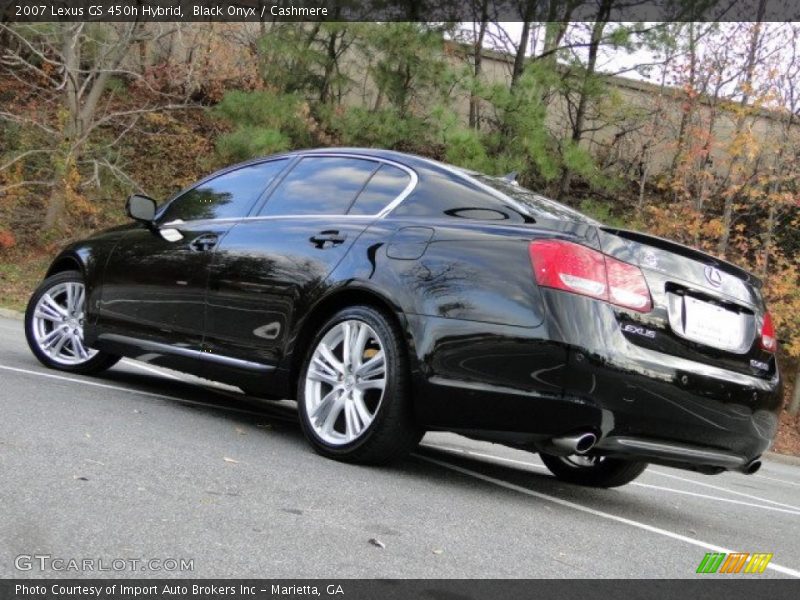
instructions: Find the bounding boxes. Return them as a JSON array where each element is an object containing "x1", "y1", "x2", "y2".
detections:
[
  {"x1": 742, "y1": 459, "x2": 762, "y2": 475},
  {"x1": 551, "y1": 432, "x2": 598, "y2": 455}
]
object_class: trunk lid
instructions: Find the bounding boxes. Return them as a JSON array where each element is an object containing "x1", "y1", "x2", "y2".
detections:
[{"x1": 597, "y1": 228, "x2": 773, "y2": 376}]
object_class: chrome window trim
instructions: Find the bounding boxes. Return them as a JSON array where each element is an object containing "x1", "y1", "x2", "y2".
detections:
[
  {"x1": 151, "y1": 214, "x2": 380, "y2": 226},
  {"x1": 153, "y1": 152, "x2": 419, "y2": 224},
  {"x1": 237, "y1": 214, "x2": 378, "y2": 223},
  {"x1": 255, "y1": 152, "x2": 418, "y2": 220}
]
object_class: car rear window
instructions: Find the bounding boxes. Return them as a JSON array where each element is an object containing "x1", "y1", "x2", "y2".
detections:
[
  {"x1": 471, "y1": 173, "x2": 598, "y2": 224},
  {"x1": 391, "y1": 170, "x2": 530, "y2": 223}
]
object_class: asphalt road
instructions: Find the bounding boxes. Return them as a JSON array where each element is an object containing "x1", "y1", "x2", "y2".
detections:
[{"x1": 1, "y1": 314, "x2": 799, "y2": 579}]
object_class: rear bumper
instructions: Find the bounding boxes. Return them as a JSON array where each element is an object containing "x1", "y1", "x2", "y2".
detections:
[
  {"x1": 408, "y1": 291, "x2": 782, "y2": 471},
  {"x1": 558, "y1": 337, "x2": 781, "y2": 464}
]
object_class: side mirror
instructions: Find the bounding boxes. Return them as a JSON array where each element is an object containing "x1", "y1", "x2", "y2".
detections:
[{"x1": 126, "y1": 194, "x2": 156, "y2": 223}]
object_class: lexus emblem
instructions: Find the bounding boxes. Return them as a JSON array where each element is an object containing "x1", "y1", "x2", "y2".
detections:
[
  {"x1": 704, "y1": 265, "x2": 723, "y2": 287},
  {"x1": 642, "y1": 250, "x2": 658, "y2": 268}
]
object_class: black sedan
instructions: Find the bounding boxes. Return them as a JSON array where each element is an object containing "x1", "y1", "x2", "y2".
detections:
[{"x1": 25, "y1": 148, "x2": 782, "y2": 487}]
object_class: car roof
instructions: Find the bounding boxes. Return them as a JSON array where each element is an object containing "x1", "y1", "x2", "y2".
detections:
[
  {"x1": 233, "y1": 147, "x2": 595, "y2": 225},
  {"x1": 290, "y1": 147, "x2": 444, "y2": 170}
]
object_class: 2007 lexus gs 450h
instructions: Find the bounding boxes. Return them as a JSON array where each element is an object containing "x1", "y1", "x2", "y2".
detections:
[{"x1": 26, "y1": 148, "x2": 782, "y2": 487}]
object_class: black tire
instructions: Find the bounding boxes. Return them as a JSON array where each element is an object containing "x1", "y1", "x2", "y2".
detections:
[
  {"x1": 297, "y1": 305, "x2": 422, "y2": 465},
  {"x1": 540, "y1": 452, "x2": 647, "y2": 488},
  {"x1": 25, "y1": 270, "x2": 120, "y2": 375}
]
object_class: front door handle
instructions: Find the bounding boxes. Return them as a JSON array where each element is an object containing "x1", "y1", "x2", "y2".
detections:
[
  {"x1": 189, "y1": 233, "x2": 219, "y2": 252},
  {"x1": 309, "y1": 230, "x2": 347, "y2": 249}
]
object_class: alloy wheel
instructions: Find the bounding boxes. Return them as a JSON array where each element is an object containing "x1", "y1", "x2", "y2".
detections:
[
  {"x1": 30, "y1": 281, "x2": 97, "y2": 366},
  {"x1": 303, "y1": 319, "x2": 387, "y2": 446}
]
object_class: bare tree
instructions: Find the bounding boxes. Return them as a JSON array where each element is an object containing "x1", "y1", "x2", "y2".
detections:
[
  {"x1": 468, "y1": 0, "x2": 490, "y2": 130},
  {"x1": 717, "y1": 0, "x2": 768, "y2": 256},
  {"x1": 556, "y1": 0, "x2": 614, "y2": 199},
  {"x1": 0, "y1": 22, "x2": 192, "y2": 230},
  {"x1": 762, "y1": 25, "x2": 800, "y2": 278}
]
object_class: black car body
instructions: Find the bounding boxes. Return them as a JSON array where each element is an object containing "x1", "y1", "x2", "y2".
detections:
[{"x1": 28, "y1": 148, "x2": 782, "y2": 484}]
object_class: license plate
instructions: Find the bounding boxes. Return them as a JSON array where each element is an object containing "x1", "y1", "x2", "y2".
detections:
[{"x1": 682, "y1": 295, "x2": 745, "y2": 351}]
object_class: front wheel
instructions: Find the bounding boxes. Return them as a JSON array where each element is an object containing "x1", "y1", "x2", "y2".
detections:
[
  {"x1": 25, "y1": 270, "x2": 120, "y2": 374},
  {"x1": 540, "y1": 452, "x2": 647, "y2": 488},
  {"x1": 297, "y1": 305, "x2": 422, "y2": 465}
]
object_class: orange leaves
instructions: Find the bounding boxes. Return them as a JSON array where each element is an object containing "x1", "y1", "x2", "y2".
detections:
[
  {"x1": 762, "y1": 257, "x2": 800, "y2": 358},
  {"x1": 642, "y1": 205, "x2": 709, "y2": 247},
  {"x1": 701, "y1": 217, "x2": 725, "y2": 239},
  {"x1": 0, "y1": 230, "x2": 15, "y2": 250}
]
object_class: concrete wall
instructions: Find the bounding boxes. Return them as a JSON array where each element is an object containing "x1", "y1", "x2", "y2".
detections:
[{"x1": 131, "y1": 24, "x2": 794, "y2": 178}]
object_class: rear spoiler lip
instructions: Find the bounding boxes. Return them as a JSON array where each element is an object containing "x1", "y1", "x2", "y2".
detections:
[{"x1": 599, "y1": 227, "x2": 763, "y2": 289}]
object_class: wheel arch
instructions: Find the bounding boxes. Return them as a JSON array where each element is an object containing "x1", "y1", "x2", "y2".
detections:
[
  {"x1": 286, "y1": 283, "x2": 418, "y2": 397},
  {"x1": 45, "y1": 253, "x2": 85, "y2": 278}
]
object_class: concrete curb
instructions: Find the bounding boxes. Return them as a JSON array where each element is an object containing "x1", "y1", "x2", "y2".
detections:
[
  {"x1": 764, "y1": 451, "x2": 800, "y2": 466},
  {"x1": 0, "y1": 307, "x2": 23, "y2": 321}
]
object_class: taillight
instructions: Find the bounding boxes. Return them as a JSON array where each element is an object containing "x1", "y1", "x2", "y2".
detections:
[
  {"x1": 606, "y1": 258, "x2": 652, "y2": 311},
  {"x1": 529, "y1": 239, "x2": 652, "y2": 313},
  {"x1": 760, "y1": 312, "x2": 777, "y2": 353}
]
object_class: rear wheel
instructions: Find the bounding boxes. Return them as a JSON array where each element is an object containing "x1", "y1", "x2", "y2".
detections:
[
  {"x1": 540, "y1": 452, "x2": 647, "y2": 488},
  {"x1": 25, "y1": 270, "x2": 119, "y2": 374},
  {"x1": 297, "y1": 305, "x2": 422, "y2": 464}
]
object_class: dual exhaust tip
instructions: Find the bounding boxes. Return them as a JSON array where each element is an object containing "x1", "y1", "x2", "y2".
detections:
[{"x1": 551, "y1": 432, "x2": 598, "y2": 455}]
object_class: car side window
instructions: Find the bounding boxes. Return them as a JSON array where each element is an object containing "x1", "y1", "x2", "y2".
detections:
[
  {"x1": 348, "y1": 164, "x2": 411, "y2": 215},
  {"x1": 159, "y1": 159, "x2": 288, "y2": 223},
  {"x1": 391, "y1": 171, "x2": 529, "y2": 223},
  {"x1": 259, "y1": 157, "x2": 378, "y2": 216}
]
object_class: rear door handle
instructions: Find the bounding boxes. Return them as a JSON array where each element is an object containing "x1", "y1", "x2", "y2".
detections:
[
  {"x1": 309, "y1": 230, "x2": 347, "y2": 249},
  {"x1": 189, "y1": 233, "x2": 219, "y2": 252}
]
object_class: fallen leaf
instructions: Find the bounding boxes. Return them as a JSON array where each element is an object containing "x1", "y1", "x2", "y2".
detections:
[
  {"x1": 256, "y1": 423, "x2": 272, "y2": 430},
  {"x1": 85, "y1": 433, "x2": 91, "y2": 439},
  {"x1": 368, "y1": 538, "x2": 385, "y2": 549},
  {"x1": 73, "y1": 476, "x2": 89, "y2": 481},
  {"x1": 0, "y1": 230, "x2": 16, "y2": 250},
  {"x1": 223, "y1": 457, "x2": 239, "y2": 464},
  {"x1": 235, "y1": 427, "x2": 247, "y2": 436},
  {"x1": 432, "y1": 549, "x2": 443, "y2": 555},
  {"x1": 85, "y1": 459, "x2": 105, "y2": 466}
]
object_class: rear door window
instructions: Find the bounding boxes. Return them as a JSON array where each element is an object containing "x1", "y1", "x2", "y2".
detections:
[{"x1": 260, "y1": 157, "x2": 378, "y2": 216}]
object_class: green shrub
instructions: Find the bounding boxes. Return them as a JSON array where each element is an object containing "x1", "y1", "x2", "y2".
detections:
[
  {"x1": 578, "y1": 198, "x2": 626, "y2": 227},
  {"x1": 321, "y1": 105, "x2": 432, "y2": 151},
  {"x1": 215, "y1": 127, "x2": 291, "y2": 163},
  {"x1": 213, "y1": 90, "x2": 311, "y2": 161}
]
